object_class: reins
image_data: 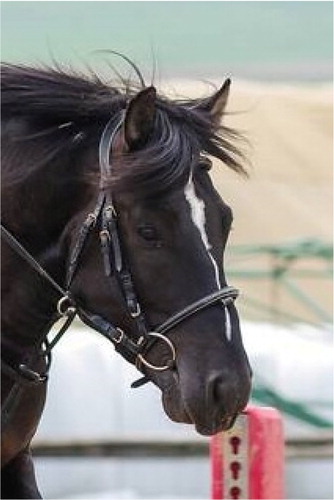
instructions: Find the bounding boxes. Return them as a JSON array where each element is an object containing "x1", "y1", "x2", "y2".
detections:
[{"x1": 1, "y1": 225, "x2": 69, "y2": 299}]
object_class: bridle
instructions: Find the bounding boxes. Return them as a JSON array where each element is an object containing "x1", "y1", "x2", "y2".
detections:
[{"x1": 1, "y1": 113, "x2": 239, "y2": 395}]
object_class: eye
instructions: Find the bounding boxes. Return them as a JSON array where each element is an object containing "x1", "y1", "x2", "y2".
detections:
[{"x1": 137, "y1": 224, "x2": 159, "y2": 242}]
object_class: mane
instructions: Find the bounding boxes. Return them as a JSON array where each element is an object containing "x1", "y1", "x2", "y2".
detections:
[{"x1": 1, "y1": 62, "x2": 246, "y2": 194}]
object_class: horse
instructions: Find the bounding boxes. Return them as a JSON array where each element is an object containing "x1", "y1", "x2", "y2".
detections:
[{"x1": 1, "y1": 60, "x2": 252, "y2": 499}]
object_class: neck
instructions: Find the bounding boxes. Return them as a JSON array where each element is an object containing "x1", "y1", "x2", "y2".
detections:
[
  {"x1": 1, "y1": 176, "x2": 96, "y2": 347},
  {"x1": 2, "y1": 137, "x2": 96, "y2": 245},
  {"x1": 1, "y1": 240, "x2": 66, "y2": 347}
]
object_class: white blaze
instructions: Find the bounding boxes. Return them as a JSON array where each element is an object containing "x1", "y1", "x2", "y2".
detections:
[{"x1": 184, "y1": 178, "x2": 232, "y2": 341}]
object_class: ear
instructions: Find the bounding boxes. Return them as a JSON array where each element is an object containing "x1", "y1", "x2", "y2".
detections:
[
  {"x1": 124, "y1": 86, "x2": 156, "y2": 150},
  {"x1": 196, "y1": 78, "x2": 231, "y2": 127}
]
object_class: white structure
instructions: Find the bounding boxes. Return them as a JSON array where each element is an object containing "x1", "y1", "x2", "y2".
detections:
[{"x1": 34, "y1": 321, "x2": 333, "y2": 499}]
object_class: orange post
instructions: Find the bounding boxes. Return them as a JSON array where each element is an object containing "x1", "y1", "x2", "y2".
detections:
[{"x1": 211, "y1": 406, "x2": 284, "y2": 499}]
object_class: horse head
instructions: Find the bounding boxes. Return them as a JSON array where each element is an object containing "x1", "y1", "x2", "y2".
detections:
[{"x1": 66, "y1": 79, "x2": 252, "y2": 435}]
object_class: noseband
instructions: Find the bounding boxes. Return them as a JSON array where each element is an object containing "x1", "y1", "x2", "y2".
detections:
[{"x1": 1, "y1": 114, "x2": 239, "y2": 389}]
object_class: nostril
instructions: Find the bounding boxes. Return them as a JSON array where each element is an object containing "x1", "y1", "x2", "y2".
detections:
[
  {"x1": 206, "y1": 372, "x2": 240, "y2": 418},
  {"x1": 211, "y1": 378, "x2": 222, "y2": 404},
  {"x1": 206, "y1": 370, "x2": 249, "y2": 427},
  {"x1": 207, "y1": 372, "x2": 227, "y2": 406}
]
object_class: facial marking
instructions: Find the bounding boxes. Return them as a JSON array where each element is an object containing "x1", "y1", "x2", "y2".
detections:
[
  {"x1": 184, "y1": 179, "x2": 210, "y2": 248},
  {"x1": 184, "y1": 178, "x2": 232, "y2": 341},
  {"x1": 224, "y1": 306, "x2": 232, "y2": 342}
]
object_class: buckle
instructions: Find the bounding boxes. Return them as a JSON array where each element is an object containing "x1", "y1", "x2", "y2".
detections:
[
  {"x1": 86, "y1": 213, "x2": 97, "y2": 226},
  {"x1": 18, "y1": 364, "x2": 48, "y2": 384},
  {"x1": 130, "y1": 303, "x2": 141, "y2": 318},
  {"x1": 114, "y1": 328, "x2": 124, "y2": 344},
  {"x1": 100, "y1": 229, "x2": 111, "y2": 243},
  {"x1": 57, "y1": 295, "x2": 76, "y2": 317},
  {"x1": 105, "y1": 204, "x2": 117, "y2": 219}
]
